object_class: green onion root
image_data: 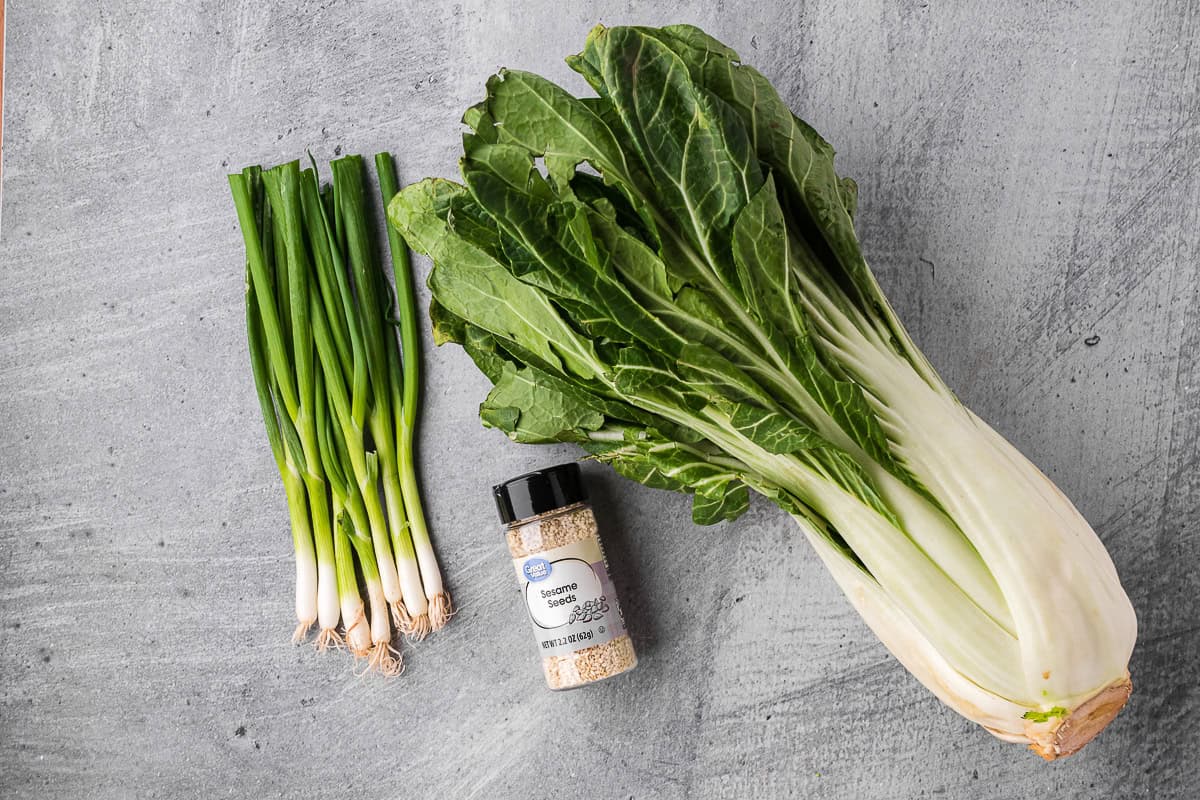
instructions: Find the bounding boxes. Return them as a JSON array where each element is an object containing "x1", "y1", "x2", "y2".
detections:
[
  {"x1": 305, "y1": 474, "x2": 342, "y2": 651},
  {"x1": 352, "y1": 533, "x2": 402, "y2": 676},
  {"x1": 380, "y1": 463, "x2": 429, "y2": 638},
  {"x1": 359, "y1": 455, "x2": 407, "y2": 627},
  {"x1": 399, "y1": 458, "x2": 453, "y2": 631},
  {"x1": 334, "y1": 507, "x2": 370, "y2": 658}
]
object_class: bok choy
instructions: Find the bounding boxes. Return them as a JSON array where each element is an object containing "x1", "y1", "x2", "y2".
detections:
[{"x1": 387, "y1": 24, "x2": 1136, "y2": 756}]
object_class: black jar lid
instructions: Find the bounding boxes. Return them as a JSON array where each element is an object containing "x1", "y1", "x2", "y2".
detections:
[{"x1": 493, "y1": 462, "x2": 588, "y2": 525}]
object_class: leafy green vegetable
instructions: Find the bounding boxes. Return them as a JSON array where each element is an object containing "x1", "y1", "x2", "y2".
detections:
[{"x1": 389, "y1": 24, "x2": 1136, "y2": 757}]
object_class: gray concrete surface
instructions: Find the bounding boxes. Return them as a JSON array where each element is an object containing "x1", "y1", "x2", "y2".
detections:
[{"x1": 1, "y1": 1, "x2": 1197, "y2": 797}]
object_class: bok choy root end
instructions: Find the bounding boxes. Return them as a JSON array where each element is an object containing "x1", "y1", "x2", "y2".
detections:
[{"x1": 388, "y1": 23, "x2": 1136, "y2": 757}]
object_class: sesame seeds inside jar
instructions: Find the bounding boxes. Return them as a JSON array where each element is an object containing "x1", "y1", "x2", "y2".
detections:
[
  {"x1": 494, "y1": 464, "x2": 637, "y2": 690},
  {"x1": 504, "y1": 501, "x2": 595, "y2": 558}
]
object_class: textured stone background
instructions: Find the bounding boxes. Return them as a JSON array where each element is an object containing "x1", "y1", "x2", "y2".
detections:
[{"x1": 1, "y1": 1, "x2": 1197, "y2": 798}]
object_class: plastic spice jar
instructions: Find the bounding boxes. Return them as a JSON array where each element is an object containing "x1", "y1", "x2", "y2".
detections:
[{"x1": 494, "y1": 463, "x2": 637, "y2": 690}]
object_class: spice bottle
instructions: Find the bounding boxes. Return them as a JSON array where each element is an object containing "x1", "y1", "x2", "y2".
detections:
[{"x1": 494, "y1": 463, "x2": 638, "y2": 690}]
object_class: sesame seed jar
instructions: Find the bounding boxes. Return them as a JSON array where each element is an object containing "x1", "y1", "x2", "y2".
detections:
[{"x1": 494, "y1": 463, "x2": 637, "y2": 690}]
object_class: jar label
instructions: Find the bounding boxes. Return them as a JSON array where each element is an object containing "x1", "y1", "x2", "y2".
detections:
[{"x1": 512, "y1": 538, "x2": 626, "y2": 657}]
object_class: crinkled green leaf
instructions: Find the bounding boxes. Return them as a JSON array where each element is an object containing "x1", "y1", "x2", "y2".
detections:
[
  {"x1": 460, "y1": 143, "x2": 686, "y2": 357},
  {"x1": 645, "y1": 24, "x2": 935, "y2": 389},
  {"x1": 726, "y1": 403, "x2": 828, "y2": 454},
  {"x1": 481, "y1": 362, "x2": 606, "y2": 443},
  {"x1": 839, "y1": 176, "x2": 859, "y2": 220},
  {"x1": 481, "y1": 70, "x2": 636, "y2": 186},
  {"x1": 578, "y1": 26, "x2": 762, "y2": 294},
  {"x1": 388, "y1": 179, "x2": 603, "y2": 381},
  {"x1": 429, "y1": 296, "x2": 467, "y2": 347},
  {"x1": 691, "y1": 479, "x2": 750, "y2": 524},
  {"x1": 584, "y1": 434, "x2": 750, "y2": 524},
  {"x1": 731, "y1": 175, "x2": 802, "y2": 335}
]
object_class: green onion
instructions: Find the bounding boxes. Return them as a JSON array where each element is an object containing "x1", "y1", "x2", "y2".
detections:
[
  {"x1": 311, "y1": 270, "x2": 401, "y2": 673},
  {"x1": 232, "y1": 150, "x2": 449, "y2": 672},
  {"x1": 259, "y1": 162, "x2": 342, "y2": 650},
  {"x1": 331, "y1": 156, "x2": 430, "y2": 638},
  {"x1": 241, "y1": 170, "x2": 319, "y2": 641},
  {"x1": 234, "y1": 167, "x2": 331, "y2": 643},
  {"x1": 376, "y1": 152, "x2": 453, "y2": 631},
  {"x1": 299, "y1": 164, "x2": 407, "y2": 628}
]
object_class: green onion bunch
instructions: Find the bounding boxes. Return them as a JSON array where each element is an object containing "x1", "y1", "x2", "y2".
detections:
[{"x1": 230, "y1": 153, "x2": 451, "y2": 674}]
